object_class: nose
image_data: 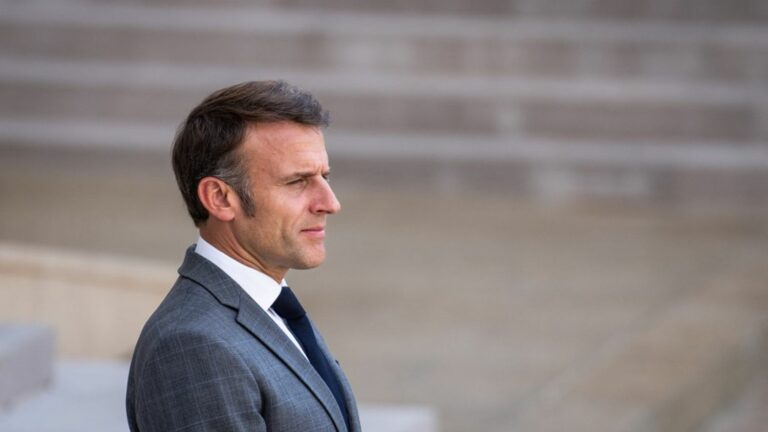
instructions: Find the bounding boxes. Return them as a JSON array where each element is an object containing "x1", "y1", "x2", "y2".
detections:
[{"x1": 311, "y1": 178, "x2": 341, "y2": 215}]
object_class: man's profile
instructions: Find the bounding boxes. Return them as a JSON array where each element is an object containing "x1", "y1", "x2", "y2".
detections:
[{"x1": 126, "y1": 80, "x2": 360, "y2": 431}]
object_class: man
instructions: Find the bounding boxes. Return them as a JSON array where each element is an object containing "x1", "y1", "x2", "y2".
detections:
[{"x1": 126, "y1": 80, "x2": 360, "y2": 432}]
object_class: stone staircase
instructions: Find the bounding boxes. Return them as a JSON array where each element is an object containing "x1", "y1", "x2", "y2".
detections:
[
  {"x1": 1, "y1": 3, "x2": 768, "y2": 430},
  {"x1": 1, "y1": 0, "x2": 767, "y2": 205}
]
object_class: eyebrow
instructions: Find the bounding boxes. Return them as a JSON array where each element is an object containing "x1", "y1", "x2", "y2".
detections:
[{"x1": 281, "y1": 169, "x2": 330, "y2": 181}]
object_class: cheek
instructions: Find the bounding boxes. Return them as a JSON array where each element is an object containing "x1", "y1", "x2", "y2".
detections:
[
  {"x1": 259, "y1": 207, "x2": 299, "y2": 242},
  {"x1": 280, "y1": 201, "x2": 308, "y2": 226},
  {"x1": 256, "y1": 192, "x2": 307, "y2": 235}
]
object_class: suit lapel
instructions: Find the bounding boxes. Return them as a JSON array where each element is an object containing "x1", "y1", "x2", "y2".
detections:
[
  {"x1": 313, "y1": 324, "x2": 362, "y2": 432},
  {"x1": 177, "y1": 246, "x2": 347, "y2": 432},
  {"x1": 236, "y1": 300, "x2": 347, "y2": 432}
]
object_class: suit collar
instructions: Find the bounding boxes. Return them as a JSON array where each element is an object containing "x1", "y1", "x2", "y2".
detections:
[
  {"x1": 178, "y1": 245, "x2": 241, "y2": 308},
  {"x1": 177, "y1": 245, "x2": 348, "y2": 431},
  {"x1": 194, "y1": 237, "x2": 284, "y2": 312}
]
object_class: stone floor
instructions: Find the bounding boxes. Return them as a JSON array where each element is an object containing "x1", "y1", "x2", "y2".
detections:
[
  {"x1": 700, "y1": 370, "x2": 768, "y2": 432},
  {"x1": 0, "y1": 361, "x2": 435, "y2": 432},
  {"x1": 0, "y1": 361, "x2": 130, "y2": 432},
  {"x1": 1, "y1": 147, "x2": 767, "y2": 432}
]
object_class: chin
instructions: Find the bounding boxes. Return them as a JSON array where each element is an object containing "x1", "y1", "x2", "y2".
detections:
[
  {"x1": 291, "y1": 254, "x2": 326, "y2": 270},
  {"x1": 287, "y1": 245, "x2": 326, "y2": 270},
  {"x1": 292, "y1": 261, "x2": 324, "y2": 270}
]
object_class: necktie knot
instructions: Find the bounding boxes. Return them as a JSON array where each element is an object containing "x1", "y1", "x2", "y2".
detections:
[{"x1": 272, "y1": 286, "x2": 306, "y2": 320}]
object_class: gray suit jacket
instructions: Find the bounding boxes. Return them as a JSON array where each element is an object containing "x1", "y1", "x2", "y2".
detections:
[{"x1": 126, "y1": 246, "x2": 361, "y2": 432}]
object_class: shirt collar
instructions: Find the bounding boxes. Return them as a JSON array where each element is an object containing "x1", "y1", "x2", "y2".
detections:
[{"x1": 194, "y1": 236, "x2": 285, "y2": 312}]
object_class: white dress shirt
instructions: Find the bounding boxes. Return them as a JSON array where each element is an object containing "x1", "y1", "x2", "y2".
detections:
[{"x1": 194, "y1": 236, "x2": 307, "y2": 359}]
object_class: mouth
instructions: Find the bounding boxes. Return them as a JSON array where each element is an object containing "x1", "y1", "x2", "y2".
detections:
[{"x1": 300, "y1": 226, "x2": 326, "y2": 239}]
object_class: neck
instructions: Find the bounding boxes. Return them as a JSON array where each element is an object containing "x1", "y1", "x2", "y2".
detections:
[{"x1": 199, "y1": 228, "x2": 287, "y2": 283}]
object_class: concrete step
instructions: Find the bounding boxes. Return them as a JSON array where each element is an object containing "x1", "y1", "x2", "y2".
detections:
[
  {"x1": 0, "y1": 360, "x2": 438, "y2": 432},
  {"x1": 0, "y1": 57, "x2": 765, "y2": 142},
  {"x1": 2, "y1": 2, "x2": 768, "y2": 82},
  {"x1": 2, "y1": 117, "x2": 768, "y2": 169},
  {"x1": 0, "y1": 324, "x2": 54, "y2": 409},
  {"x1": 0, "y1": 242, "x2": 176, "y2": 359},
  {"x1": 0, "y1": 361, "x2": 129, "y2": 432},
  {"x1": 1, "y1": 120, "x2": 767, "y2": 205},
  {"x1": 73, "y1": 0, "x2": 768, "y2": 23}
]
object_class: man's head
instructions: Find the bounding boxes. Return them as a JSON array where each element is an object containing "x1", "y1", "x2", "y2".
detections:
[
  {"x1": 173, "y1": 80, "x2": 330, "y2": 225},
  {"x1": 172, "y1": 81, "x2": 340, "y2": 280}
]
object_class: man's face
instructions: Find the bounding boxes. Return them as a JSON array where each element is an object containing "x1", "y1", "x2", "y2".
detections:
[{"x1": 230, "y1": 121, "x2": 341, "y2": 279}]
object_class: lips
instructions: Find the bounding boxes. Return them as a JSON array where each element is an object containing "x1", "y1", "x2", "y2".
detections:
[{"x1": 300, "y1": 226, "x2": 326, "y2": 239}]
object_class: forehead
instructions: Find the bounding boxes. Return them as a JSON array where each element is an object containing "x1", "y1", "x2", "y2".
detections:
[{"x1": 241, "y1": 122, "x2": 328, "y2": 172}]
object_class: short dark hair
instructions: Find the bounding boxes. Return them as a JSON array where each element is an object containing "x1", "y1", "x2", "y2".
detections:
[{"x1": 172, "y1": 80, "x2": 330, "y2": 226}]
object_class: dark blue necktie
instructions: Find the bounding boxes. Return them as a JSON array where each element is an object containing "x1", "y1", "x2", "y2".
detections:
[{"x1": 272, "y1": 286, "x2": 350, "y2": 429}]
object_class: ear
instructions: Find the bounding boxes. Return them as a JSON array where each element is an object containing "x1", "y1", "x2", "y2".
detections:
[{"x1": 197, "y1": 177, "x2": 238, "y2": 222}]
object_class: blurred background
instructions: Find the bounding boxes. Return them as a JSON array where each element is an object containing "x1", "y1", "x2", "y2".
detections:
[{"x1": 1, "y1": 0, "x2": 767, "y2": 431}]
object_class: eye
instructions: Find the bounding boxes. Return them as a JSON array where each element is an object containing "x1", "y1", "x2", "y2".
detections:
[{"x1": 287, "y1": 178, "x2": 307, "y2": 186}]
